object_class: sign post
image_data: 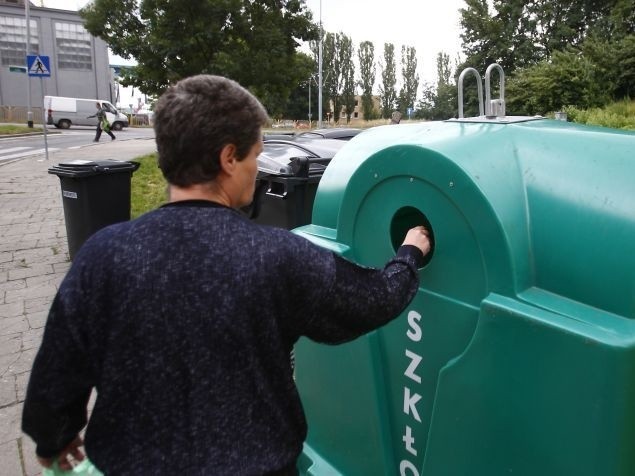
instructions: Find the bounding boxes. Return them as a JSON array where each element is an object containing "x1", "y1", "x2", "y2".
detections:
[{"x1": 27, "y1": 55, "x2": 51, "y2": 160}]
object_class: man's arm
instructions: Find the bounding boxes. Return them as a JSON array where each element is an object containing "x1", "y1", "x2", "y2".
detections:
[
  {"x1": 22, "y1": 280, "x2": 94, "y2": 466},
  {"x1": 290, "y1": 227, "x2": 430, "y2": 344}
]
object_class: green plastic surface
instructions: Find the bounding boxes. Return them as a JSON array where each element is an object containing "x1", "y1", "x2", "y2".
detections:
[{"x1": 293, "y1": 119, "x2": 635, "y2": 475}]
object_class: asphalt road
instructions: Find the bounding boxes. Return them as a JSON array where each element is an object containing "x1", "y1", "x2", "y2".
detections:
[{"x1": 0, "y1": 126, "x2": 155, "y2": 164}]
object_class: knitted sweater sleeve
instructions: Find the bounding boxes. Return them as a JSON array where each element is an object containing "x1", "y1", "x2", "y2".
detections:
[
  {"x1": 284, "y1": 237, "x2": 423, "y2": 344},
  {"x1": 22, "y1": 260, "x2": 94, "y2": 458}
]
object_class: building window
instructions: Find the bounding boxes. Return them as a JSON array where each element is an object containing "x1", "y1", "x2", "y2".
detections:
[
  {"x1": 55, "y1": 22, "x2": 92, "y2": 70},
  {"x1": 0, "y1": 16, "x2": 38, "y2": 66},
  {"x1": 354, "y1": 112, "x2": 358, "y2": 118}
]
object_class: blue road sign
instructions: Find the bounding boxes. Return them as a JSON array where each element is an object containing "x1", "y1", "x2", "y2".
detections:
[{"x1": 27, "y1": 55, "x2": 51, "y2": 77}]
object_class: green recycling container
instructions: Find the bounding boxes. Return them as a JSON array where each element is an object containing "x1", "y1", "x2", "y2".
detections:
[
  {"x1": 49, "y1": 159, "x2": 140, "y2": 259},
  {"x1": 292, "y1": 117, "x2": 635, "y2": 476}
]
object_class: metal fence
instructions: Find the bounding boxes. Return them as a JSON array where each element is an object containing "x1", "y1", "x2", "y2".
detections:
[{"x1": 0, "y1": 106, "x2": 44, "y2": 124}]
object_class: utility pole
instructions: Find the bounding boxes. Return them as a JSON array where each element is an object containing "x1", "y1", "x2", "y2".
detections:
[
  {"x1": 308, "y1": 78, "x2": 311, "y2": 126},
  {"x1": 317, "y1": 0, "x2": 323, "y2": 128},
  {"x1": 25, "y1": 0, "x2": 33, "y2": 127}
]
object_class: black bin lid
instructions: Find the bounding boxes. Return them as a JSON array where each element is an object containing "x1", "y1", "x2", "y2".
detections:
[{"x1": 48, "y1": 159, "x2": 140, "y2": 178}]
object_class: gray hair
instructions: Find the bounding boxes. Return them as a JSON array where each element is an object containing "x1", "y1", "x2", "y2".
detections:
[{"x1": 154, "y1": 75, "x2": 269, "y2": 186}]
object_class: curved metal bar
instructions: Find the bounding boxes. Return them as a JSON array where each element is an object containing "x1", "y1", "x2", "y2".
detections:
[
  {"x1": 458, "y1": 67, "x2": 484, "y2": 118},
  {"x1": 485, "y1": 63, "x2": 505, "y2": 117}
]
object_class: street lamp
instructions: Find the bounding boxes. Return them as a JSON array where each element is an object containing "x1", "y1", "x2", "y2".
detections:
[
  {"x1": 308, "y1": 73, "x2": 319, "y2": 129},
  {"x1": 25, "y1": 1, "x2": 33, "y2": 128},
  {"x1": 317, "y1": 0, "x2": 323, "y2": 128}
]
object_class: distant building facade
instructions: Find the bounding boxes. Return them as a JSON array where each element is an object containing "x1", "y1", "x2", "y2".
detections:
[
  {"x1": 330, "y1": 95, "x2": 381, "y2": 122},
  {"x1": 0, "y1": 0, "x2": 112, "y2": 118}
]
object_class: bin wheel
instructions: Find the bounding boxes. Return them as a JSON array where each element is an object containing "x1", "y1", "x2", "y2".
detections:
[{"x1": 59, "y1": 119, "x2": 71, "y2": 129}]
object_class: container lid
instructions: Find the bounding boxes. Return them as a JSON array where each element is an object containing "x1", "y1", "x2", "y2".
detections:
[
  {"x1": 257, "y1": 139, "x2": 343, "y2": 176},
  {"x1": 49, "y1": 159, "x2": 140, "y2": 178}
]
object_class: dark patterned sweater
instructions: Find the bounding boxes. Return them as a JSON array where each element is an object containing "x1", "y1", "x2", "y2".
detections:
[{"x1": 22, "y1": 200, "x2": 423, "y2": 475}]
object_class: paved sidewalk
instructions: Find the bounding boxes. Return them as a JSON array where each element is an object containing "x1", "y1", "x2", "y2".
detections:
[{"x1": 0, "y1": 138, "x2": 157, "y2": 476}]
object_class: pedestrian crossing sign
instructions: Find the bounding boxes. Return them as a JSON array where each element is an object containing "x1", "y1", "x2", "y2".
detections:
[{"x1": 26, "y1": 55, "x2": 51, "y2": 77}]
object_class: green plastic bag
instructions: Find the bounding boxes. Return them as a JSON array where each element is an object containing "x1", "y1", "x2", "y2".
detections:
[
  {"x1": 101, "y1": 118, "x2": 110, "y2": 133},
  {"x1": 42, "y1": 459, "x2": 103, "y2": 476}
]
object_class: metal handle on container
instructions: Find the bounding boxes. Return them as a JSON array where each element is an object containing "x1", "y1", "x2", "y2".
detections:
[
  {"x1": 458, "y1": 67, "x2": 484, "y2": 118},
  {"x1": 485, "y1": 63, "x2": 506, "y2": 117}
]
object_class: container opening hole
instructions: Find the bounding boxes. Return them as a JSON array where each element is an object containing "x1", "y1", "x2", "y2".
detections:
[{"x1": 390, "y1": 207, "x2": 434, "y2": 267}]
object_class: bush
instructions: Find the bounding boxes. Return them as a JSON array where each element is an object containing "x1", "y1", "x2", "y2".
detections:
[
  {"x1": 564, "y1": 100, "x2": 635, "y2": 131},
  {"x1": 507, "y1": 50, "x2": 609, "y2": 115}
]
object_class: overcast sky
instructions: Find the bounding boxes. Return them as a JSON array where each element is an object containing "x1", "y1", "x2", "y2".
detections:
[
  {"x1": 39, "y1": 0, "x2": 466, "y2": 104},
  {"x1": 304, "y1": 0, "x2": 465, "y2": 83}
]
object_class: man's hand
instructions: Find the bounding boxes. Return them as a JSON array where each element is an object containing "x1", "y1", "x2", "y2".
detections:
[
  {"x1": 402, "y1": 226, "x2": 431, "y2": 256},
  {"x1": 37, "y1": 436, "x2": 85, "y2": 471}
]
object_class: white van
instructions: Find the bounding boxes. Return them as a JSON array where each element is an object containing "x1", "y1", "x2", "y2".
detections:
[{"x1": 44, "y1": 96, "x2": 129, "y2": 130}]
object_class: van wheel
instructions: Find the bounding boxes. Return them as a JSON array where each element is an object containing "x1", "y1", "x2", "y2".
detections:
[
  {"x1": 58, "y1": 120, "x2": 71, "y2": 129},
  {"x1": 111, "y1": 122, "x2": 123, "y2": 131}
]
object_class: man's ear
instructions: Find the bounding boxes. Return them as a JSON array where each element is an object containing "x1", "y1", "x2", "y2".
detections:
[{"x1": 219, "y1": 144, "x2": 238, "y2": 176}]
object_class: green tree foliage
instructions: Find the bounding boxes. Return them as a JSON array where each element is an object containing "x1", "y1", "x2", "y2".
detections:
[
  {"x1": 338, "y1": 34, "x2": 356, "y2": 124},
  {"x1": 398, "y1": 46, "x2": 420, "y2": 115},
  {"x1": 459, "y1": 0, "x2": 632, "y2": 72},
  {"x1": 321, "y1": 32, "x2": 341, "y2": 123},
  {"x1": 80, "y1": 0, "x2": 317, "y2": 117},
  {"x1": 358, "y1": 41, "x2": 377, "y2": 121},
  {"x1": 434, "y1": 52, "x2": 457, "y2": 119},
  {"x1": 416, "y1": 52, "x2": 457, "y2": 120},
  {"x1": 379, "y1": 43, "x2": 397, "y2": 119},
  {"x1": 506, "y1": 49, "x2": 609, "y2": 115},
  {"x1": 583, "y1": 34, "x2": 635, "y2": 99},
  {"x1": 460, "y1": 0, "x2": 635, "y2": 113},
  {"x1": 284, "y1": 52, "x2": 317, "y2": 121}
]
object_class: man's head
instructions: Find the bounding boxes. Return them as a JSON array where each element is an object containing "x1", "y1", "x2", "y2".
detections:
[
  {"x1": 95, "y1": 102, "x2": 101, "y2": 109},
  {"x1": 154, "y1": 75, "x2": 269, "y2": 187}
]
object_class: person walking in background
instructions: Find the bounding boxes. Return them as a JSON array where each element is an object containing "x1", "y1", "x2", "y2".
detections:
[
  {"x1": 22, "y1": 75, "x2": 431, "y2": 475},
  {"x1": 88, "y1": 101, "x2": 115, "y2": 142}
]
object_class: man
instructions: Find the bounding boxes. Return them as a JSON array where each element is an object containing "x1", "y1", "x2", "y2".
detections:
[
  {"x1": 23, "y1": 75, "x2": 430, "y2": 475},
  {"x1": 88, "y1": 102, "x2": 116, "y2": 142}
]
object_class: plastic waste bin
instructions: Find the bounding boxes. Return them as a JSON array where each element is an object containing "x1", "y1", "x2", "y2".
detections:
[
  {"x1": 49, "y1": 159, "x2": 140, "y2": 259},
  {"x1": 250, "y1": 138, "x2": 346, "y2": 229},
  {"x1": 291, "y1": 114, "x2": 635, "y2": 474}
]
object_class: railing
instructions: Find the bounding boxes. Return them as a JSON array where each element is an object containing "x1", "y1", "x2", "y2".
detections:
[{"x1": 0, "y1": 106, "x2": 44, "y2": 124}]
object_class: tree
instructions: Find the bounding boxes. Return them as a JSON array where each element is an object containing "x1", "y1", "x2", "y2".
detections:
[
  {"x1": 506, "y1": 49, "x2": 609, "y2": 115},
  {"x1": 358, "y1": 41, "x2": 377, "y2": 121},
  {"x1": 284, "y1": 52, "x2": 317, "y2": 120},
  {"x1": 398, "y1": 45, "x2": 419, "y2": 116},
  {"x1": 339, "y1": 34, "x2": 356, "y2": 123},
  {"x1": 320, "y1": 32, "x2": 340, "y2": 123},
  {"x1": 415, "y1": 52, "x2": 457, "y2": 120},
  {"x1": 379, "y1": 43, "x2": 397, "y2": 119},
  {"x1": 80, "y1": 0, "x2": 317, "y2": 116},
  {"x1": 459, "y1": 0, "x2": 628, "y2": 74},
  {"x1": 433, "y1": 52, "x2": 457, "y2": 119},
  {"x1": 319, "y1": 32, "x2": 355, "y2": 124},
  {"x1": 459, "y1": 0, "x2": 635, "y2": 112}
]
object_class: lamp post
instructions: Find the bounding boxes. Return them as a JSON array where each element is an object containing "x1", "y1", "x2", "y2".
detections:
[
  {"x1": 308, "y1": 78, "x2": 312, "y2": 126},
  {"x1": 308, "y1": 74, "x2": 319, "y2": 128},
  {"x1": 317, "y1": 0, "x2": 323, "y2": 128},
  {"x1": 25, "y1": 1, "x2": 33, "y2": 128}
]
